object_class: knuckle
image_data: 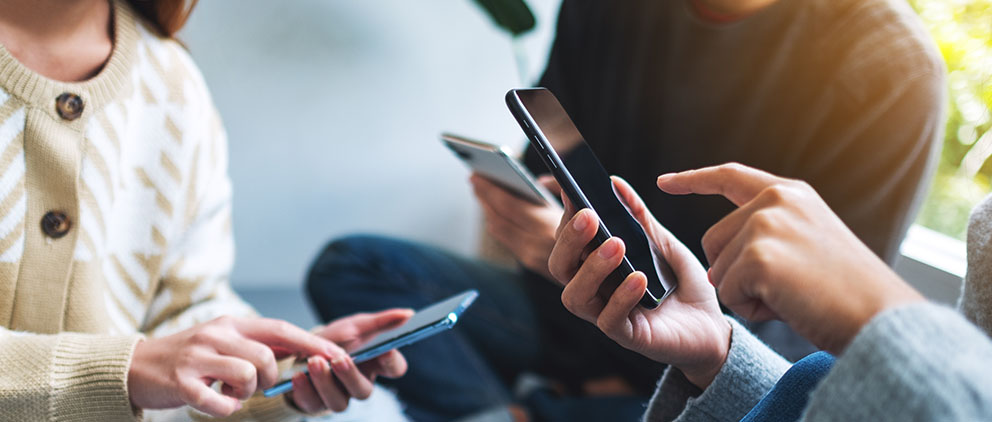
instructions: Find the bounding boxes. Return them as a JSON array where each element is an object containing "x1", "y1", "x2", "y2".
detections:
[
  {"x1": 272, "y1": 320, "x2": 293, "y2": 337},
  {"x1": 724, "y1": 162, "x2": 746, "y2": 172},
  {"x1": 236, "y1": 362, "x2": 257, "y2": 387},
  {"x1": 189, "y1": 329, "x2": 217, "y2": 346},
  {"x1": 330, "y1": 398, "x2": 349, "y2": 413},
  {"x1": 186, "y1": 386, "x2": 211, "y2": 410},
  {"x1": 719, "y1": 162, "x2": 745, "y2": 178},
  {"x1": 548, "y1": 261, "x2": 565, "y2": 283},
  {"x1": 763, "y1": 184, "x2": 790, "y2": 203},
  {"x1": 701, "y1": 229, "x2": 717, "y2": 254},
  {"x1": 750, "y1": 210, "x2": 778, "y2": 232},
  {"x1": 560, "y1": 290, "x2": 578, "y2": 314},
  {"x1": 744, "y1": 240, "x2": 777, "y2": 273},
  {"x1": 257, "y1": 346, "x2": 277, "y2": 367},
  {"x1": 595, "y1": 315, "x2": 614, "y2": 335},
  {"x1": 213, "y1": 315, "x2": 235, "y2": 326},
  {"x1": 355, "y1": 385, "x2": 373, "y2": 400}
]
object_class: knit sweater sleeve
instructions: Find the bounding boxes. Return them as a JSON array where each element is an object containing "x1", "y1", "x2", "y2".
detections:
[
  {"x1": 643, "y1": 317, "x2": 791, "y2": 422},
  {"x1": 959, "y1": 194, "x2": 992, "y2": 336},
  {"x1": 134, "y1": 98, "x2": 303, "y2": 421},
  {"x1": 0, "y1": 329, "x2": 143, "y2": 421},
  {"x1": 802, "y1": 303, "x2": 992, "y2": 421}
]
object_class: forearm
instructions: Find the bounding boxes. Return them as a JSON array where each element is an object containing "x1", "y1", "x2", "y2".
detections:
[
  {"x1": 802, "y1": 302, "x2": 992, "y2": 421},
  {"x1": 644, "y1": 317, "x2": 790, "y2": 422}
]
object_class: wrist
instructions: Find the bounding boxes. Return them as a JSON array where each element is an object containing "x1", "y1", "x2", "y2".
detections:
[
  {"x1": 680, "y1": 317, "x2": 732, "y2": 390},
  {"x1": 837, "y1": 276, "x2": 925, "y2": 354}
]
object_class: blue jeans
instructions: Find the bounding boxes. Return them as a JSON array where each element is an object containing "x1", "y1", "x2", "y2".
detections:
[
  {"x1": 741, "y1": 351, "x2": 836, "y2": 422},
  {"x1": 306, "y1": 235, "x2": 658, "y2": 422}
]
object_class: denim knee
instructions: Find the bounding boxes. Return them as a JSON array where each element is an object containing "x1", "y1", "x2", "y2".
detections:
[{"x1": 306, "y1": 234, "x2": 422, "y2": 296}]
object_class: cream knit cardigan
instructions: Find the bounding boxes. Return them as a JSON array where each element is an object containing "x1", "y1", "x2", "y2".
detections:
[{"x1": 0, "y1": 2, "x2": 301, "y2": 420}]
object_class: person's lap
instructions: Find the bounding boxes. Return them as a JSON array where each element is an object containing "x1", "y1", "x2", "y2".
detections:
[
  {"x1": 741, "y1": 351, "x2": 836, "y2": 422},
  {"x1": 305, "y1": 234, "x2": 660, "y2": 421}
]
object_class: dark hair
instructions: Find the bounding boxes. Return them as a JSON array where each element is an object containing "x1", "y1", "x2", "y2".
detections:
[{"x1": 126, "y1": 0, "x2": 198, "y2": 37}]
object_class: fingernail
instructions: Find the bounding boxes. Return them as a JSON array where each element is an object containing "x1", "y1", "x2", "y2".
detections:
[
  {"x1": 599, "y1": 238, "x2": 621, "y2": 258},
  {"x1": 307, "y1": 356, "x2": 319, "y2": 367},
  {"x1": 573, "y1": 211, "x2": 589, "y2": 231},
  {"x1": 331, "y1": 357, "x2": 349, "y2": 373},
  {"x1": 657, "y1": 174, "x2": 673, "y2": 182},
  {"x1": 627, "y1": 273, "x2": 644, "y2": 292}
]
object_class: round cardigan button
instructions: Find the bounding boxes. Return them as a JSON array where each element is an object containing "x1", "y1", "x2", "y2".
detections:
[
  {"x1": 41, "y1": 211, "x2": 71, "y2": 239},
  {"x1": 55, "y1": 93, "x2": 84, "y2": 121}
]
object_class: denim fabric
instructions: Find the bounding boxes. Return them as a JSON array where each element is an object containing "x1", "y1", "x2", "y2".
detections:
[
  {"x1": 740, "y1": 351, "x2": 836, "y2": 422},
  {"x1": 305, "y1": 235, "x2": 653, "y2": 422}
]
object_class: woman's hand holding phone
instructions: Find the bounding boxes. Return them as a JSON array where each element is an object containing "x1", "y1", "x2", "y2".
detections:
[
  {"x1": 549, "y1": 176, "x2": 731, "y2": 389},
  {"x1": 128, "y1": 316, "x2": 349, "y2": 417},
  {"x1": 472, "y1": 173, "x2": 563, "y2": 280},
  {"x1": 289, "y1": 309, "x2": 413, "y2": 414}
]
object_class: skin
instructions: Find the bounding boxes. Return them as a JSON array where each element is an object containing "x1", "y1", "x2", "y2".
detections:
[
  {"x1": 549, "y1": 177, "x2": 731, "y2": 389},
  {"x1": 471, "y1": 173, "x2": 562, "y2": 280},
  {"x1": 550, "y1": 164, "x2": 926, "y2": 390},
  {"x1": 0, "y1": 0, "x2": 413, "y2": 416},
  {"x1": 694, "y1": 0, "x2": 781, "y2": 17},
  {"x1": 129, "y1": 310, "x2": 412, "y2": 417},
  {"x1": 0, "y1": 0, "x2": 114, "y2": 81},
  {"x1": 287, "y1": 309, "x2": 412, "y2": 414}
]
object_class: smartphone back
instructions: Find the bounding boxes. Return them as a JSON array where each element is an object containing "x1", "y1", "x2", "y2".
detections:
[{"x1": 442, "y1": 133, "x2": 555, "y2": 205}]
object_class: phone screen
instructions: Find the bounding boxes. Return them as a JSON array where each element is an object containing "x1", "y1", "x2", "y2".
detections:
[
  {"x1": 508, "y1": 88, "x2": 677, "y2": 307},
  {"x1": 262, "y1": 290, "x2": 478, "y2": 397},
  {"x1": 350, "y1": 290, "x2": 477, "y2": 361}
]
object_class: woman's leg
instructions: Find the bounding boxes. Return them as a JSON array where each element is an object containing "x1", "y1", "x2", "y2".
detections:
[
  {"x1": 740, "y1": 351, "x2": 836, "y2": 422},
  {"x1": 306, "y1": 234, "x2": 541, "y2": 422}
]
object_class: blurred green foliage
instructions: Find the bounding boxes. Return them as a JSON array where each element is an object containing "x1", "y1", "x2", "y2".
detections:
[
  {"x1": 912, "y1": 0, "x2": 992, "y2": 240},
  {"x1": 471, "y1": 0, "x2": 536, "y2": 36}
]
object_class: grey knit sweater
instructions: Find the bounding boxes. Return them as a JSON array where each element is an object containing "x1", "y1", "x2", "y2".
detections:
[{"x1": 644, "y1": 196, "x2": 992, "y2": 421}]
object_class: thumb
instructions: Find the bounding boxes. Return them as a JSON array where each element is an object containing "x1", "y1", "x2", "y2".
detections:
[{"x1": 351, "y1": 308, "x2": 414, "y2": 336}]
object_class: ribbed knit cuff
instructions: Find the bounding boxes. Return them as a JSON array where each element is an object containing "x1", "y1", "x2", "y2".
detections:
[
  {"x1": 644, "y1": 317, "x2": 791, "y2": 422},
  {"x1": 49, "y1": 333, "x2": 143, "y2": 421}
]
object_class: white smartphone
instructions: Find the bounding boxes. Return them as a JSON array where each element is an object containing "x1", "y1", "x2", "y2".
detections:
[{"x1": 441, "y1": 133, "x2": 558, "y2": 205}]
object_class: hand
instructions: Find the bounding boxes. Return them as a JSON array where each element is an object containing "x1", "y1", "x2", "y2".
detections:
[
  {"x1": 288, "y1": 309, "x2": 413, "y2": 414},
  {"x1": 656, "y1": 163, "x2": 925, "y2": 354},
  {"x1": 471, "y1": 173, "x2": 564, "y2": 279},
  {"x1": 128, "y1": 316, "x2": 344, "y2": 417},
  {"x1": 549, "y1": 176, "x2": 731, "y2": 389}
]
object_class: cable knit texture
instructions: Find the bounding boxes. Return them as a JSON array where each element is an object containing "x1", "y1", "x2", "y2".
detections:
[
  {"x1": 643, "y1": 206, "x2": 992, "y2": 422},
  {"x1": 960, "y1": 194, "x2": 992, "y2": 334},
  {"x1": 643, "y1": 318, "x2": 790, "y2": 422},
  {"x1": 0, "y1": 1, "x2": 300, "y2": 420}
]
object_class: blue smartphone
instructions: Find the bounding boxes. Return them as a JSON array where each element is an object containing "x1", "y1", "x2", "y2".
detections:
[{"x1": 263, "y1": 289, "x2": 479, "y2": 397}]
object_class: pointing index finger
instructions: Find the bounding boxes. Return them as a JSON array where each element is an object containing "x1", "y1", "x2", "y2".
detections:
[
  {"x1": 237, "y1": 318, "x2": 344, "y2": 360},
  {"x1": 656, "y1": 163, "x2": 787, "y2": 207}
]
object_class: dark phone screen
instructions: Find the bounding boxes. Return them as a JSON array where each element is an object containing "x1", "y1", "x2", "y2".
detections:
[
  {"x1": 512, "y1": 89, "x2": 677, "y2": 305},
  {"x1": 350, "y1": 291, "x2": 475, "y2": 358}
]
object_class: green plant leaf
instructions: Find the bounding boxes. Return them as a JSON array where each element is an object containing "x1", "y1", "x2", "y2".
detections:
[{"x1": 472, "y1": 0, "x2": 536, "y2": 36}]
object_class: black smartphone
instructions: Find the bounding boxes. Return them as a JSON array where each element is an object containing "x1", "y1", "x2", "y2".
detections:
[{"x1": 505, "y1": 88, "x2": 677, "y2": 308}]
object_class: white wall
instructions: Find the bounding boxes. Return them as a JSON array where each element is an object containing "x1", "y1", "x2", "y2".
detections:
[{"x1": 180, "y1": 1, "x2": 562, "y2": 288}]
